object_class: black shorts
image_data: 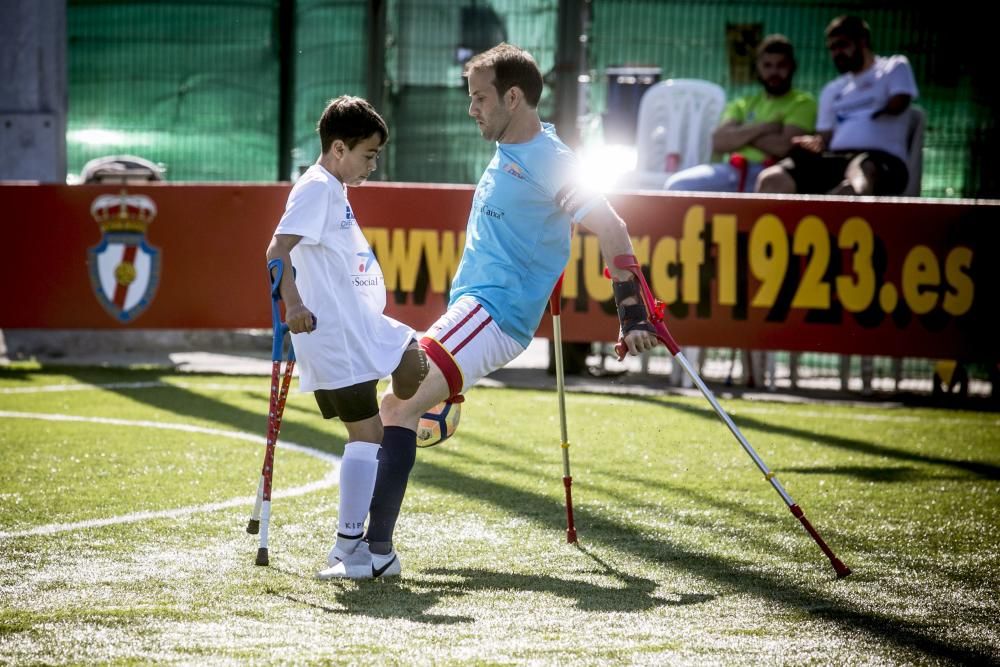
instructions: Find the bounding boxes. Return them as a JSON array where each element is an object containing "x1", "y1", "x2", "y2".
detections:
[
  {"x1": 779, "y1": 147, "x2": 909, "y2": 196},
  {"x1": 314, "y1": 380, "x2": 379, "y2": 423}
]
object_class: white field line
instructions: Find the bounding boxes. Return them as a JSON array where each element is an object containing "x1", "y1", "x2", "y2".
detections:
[
  {"x1": 0, "y1": 381, "x2": 262, "y2": 394},
  {"x1": 0, "y1": 411, "x2": 340, "y2": 539}
]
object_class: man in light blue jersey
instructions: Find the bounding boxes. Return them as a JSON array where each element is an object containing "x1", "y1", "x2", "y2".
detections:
[{"x1": 329, "y1": 43, "x2": 660, "y2": 579}]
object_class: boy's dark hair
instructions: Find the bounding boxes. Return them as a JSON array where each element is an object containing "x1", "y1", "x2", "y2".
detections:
[
  {"x1": 463, "y1": 42, "x2": 543, "y2": 107},
  {"x1": 757, "y1": 34, "x2": 796, "y2": 63},
  {"x1": 316, "y1": 96, "x2": 388, "y2": 154},
  {"x1": 825, "y1": 15, "x2": 871, "y2": 46}
]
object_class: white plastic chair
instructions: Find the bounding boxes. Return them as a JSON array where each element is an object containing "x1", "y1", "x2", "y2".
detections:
[{"x1": 627, "y1": 79, "x2": 726, "y2": 190}]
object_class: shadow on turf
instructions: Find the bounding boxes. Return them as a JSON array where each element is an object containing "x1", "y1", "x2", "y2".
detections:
[
  {"x1": 622, "y1": 393, "x2": 1000, "y2": 481},
  {"x1": 265, "y1": 566, "x2": 473, "y2": 624},
  {"x1": 56, "y1": 367, "x2": 349, "y2": 458},
  {"x1": 266, "y1": 544, "x2": 711, "y2": 623},
  {"x1": 268, "y1": 588, "x2": 474, "y2": 625},
  {"x1": 405, "y1": 443, "x2": 996, "y2": 663},
  {"x1": 42, "y1": 367, "x2": 996, "y2": 662}
]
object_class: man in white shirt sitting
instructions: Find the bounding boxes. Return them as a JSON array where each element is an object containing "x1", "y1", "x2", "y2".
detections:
[{"x1": 756, "y1": 15, "x2": 919, "y2": 196}]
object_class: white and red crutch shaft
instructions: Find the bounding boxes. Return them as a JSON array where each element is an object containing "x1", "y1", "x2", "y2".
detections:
[
  {"x1": 612, "y1": 254, "x2": 850, "y2": 578},
  {"x1": 247, "y1": 258, "x2": 298, "y2": 566},
  {"x1": 549, "y1": 274, "x2": 578, "y2": 543}
]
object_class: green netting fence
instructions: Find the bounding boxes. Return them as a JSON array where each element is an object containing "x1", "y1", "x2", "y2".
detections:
[{"x1": 67, "y1": 0, "x2": 997, "y2": 198}]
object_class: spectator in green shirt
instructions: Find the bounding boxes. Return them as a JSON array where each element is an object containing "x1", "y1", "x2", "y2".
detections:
[{"x1": 665, "y1": 34, "x2": 816, "y2": 192}]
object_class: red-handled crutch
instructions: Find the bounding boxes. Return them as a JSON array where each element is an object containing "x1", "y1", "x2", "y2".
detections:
[
  {"x1": 612, "y1": 254, "x2": 851, "y2": 578},
  {"x1": 246, "y1": 258, "x2": 298, "y2": 566},
  {"x1": 549, "y1": 273, "x2": 578, "y2": 543}
]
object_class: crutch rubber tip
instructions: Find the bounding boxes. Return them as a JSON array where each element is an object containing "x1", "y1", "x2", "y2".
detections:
[
  {"x1": 246, "y1": 519, "x2": 260, "y2": 535},
  {"x1": 255, "y1": 548, "x2": 269, "y2": 566},
  {"x1": 833, "y1": 560, "x2": 852, "y2": 578}
]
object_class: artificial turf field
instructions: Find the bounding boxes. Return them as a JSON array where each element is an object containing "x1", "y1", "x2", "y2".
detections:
[{"x1": 1, "y1": 364, "x2": 997, "y2": 665}]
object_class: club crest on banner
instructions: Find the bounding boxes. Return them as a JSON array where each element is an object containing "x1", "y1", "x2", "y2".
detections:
[{"x1": 86, "y1": 191, "x2": 161, "y2": 323}]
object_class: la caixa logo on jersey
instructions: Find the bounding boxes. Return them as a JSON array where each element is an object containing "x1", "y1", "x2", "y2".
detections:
[{"x1": 86, "y1": 191, "x2": 161, "y2": 323}]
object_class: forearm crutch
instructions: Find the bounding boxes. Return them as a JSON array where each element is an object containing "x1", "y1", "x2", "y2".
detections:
[
  {"x1": 612, "y1": 254, "x2": 851, "y2": 578},
  {"x1": 246, "y1": 258, "x2": 297, "y2": 566},
  {"x1": 549, "y1": 274, "x2": 577, "y2": 543}
]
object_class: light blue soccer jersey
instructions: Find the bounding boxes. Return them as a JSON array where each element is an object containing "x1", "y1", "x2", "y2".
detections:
[{"x1": 449, "y1": 123, "x2": 600, "y2": 348}]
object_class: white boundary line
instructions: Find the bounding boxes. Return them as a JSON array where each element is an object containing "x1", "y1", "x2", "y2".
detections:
[
  {"x1": 0, "y1": 410, "x2": 340, "y2": 539},
  {"x1": 0, "y1": 381, "x2": 260, "y2": 394}
]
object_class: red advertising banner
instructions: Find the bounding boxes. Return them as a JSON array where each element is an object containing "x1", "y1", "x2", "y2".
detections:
[{"x1": 1, "y1": 183, "x2": 997, "y2": 361}]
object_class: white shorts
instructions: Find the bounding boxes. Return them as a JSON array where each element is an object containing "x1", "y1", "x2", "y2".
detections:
[{"x1": 420, "y1": 297, "x2": 525, "y2": 398}]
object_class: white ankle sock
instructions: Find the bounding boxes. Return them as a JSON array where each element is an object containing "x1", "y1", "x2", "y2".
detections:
[{"x1": 336, "y1": 441, "x2": 380, "y2": 548}]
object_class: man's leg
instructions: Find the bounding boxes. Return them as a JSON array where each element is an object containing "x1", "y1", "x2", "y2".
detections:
[
  {"x1": 367, "y1": 298, "x2": 524, "y2": 572},
  {"x1": 755, "y1": 164, "x2": 797, "y2": 193},
  {"x1": 366, "y1": 364, "x2": 449, "y2": 561},
  {"x1": 837, "y1": 154, "x2": 878, "y2": 195},
  {"x1": 664, "y1": 163, "x2": 741, "y2": 192}
]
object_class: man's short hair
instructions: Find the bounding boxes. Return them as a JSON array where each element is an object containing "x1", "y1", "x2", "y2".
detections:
[
  {"x1": 825, "y1": 15, "x2": 871, "y2": 45},
  {"x1": 756, "y1": 34, "x2": 796, "y2": 64},
  {"x1": 316, "y1": 96, "x2": 388, "y2": 154},
  {"x1": 463, "y1": 42, "x2": 544, "y2": 107}
]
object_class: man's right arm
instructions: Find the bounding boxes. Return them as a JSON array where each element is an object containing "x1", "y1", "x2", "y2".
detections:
[
  {"x1": 871, "y1": 94, "x2": 911, "y2": 119},
  {"x1": 712, "y1": 119, "x2": 783, "y2": 154},
  {"x1": 576, "y1": 203, "x2": 660, "y2": 356}
]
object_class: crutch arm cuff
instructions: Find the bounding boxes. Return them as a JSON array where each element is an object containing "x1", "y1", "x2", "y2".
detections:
[{"x1": 610, "y1": 254, "x2": 682, "y2": 356}]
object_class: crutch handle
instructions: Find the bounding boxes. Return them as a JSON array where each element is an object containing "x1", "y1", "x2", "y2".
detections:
[
  {"x1": 611, "y1": 255, "x2": 681, "y2": 358},
  {"x1": 267, "y1": 259, "x2": 288, "y2": 362},
  {"x1": 265, "y1": 258, "x2": 314, "y2": 361},
  {"x1": 267, "y1": 258, "x2": 284, "y2": 301}
]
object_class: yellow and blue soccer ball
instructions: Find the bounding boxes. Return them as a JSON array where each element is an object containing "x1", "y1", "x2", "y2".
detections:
[{"x1": 416, "y1": 398, "x2": 462, "y2": 447}]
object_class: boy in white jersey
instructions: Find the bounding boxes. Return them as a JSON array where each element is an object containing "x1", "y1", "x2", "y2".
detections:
[
  {"x1": 265, "y1": 96, "x2": 427, "y2": 580},
  {"x1": 757, "y1": 15, "x2": 919, "y2": 196},
  {"x1": 353, "y1": 43, "x2": 661, "y2": 578}
]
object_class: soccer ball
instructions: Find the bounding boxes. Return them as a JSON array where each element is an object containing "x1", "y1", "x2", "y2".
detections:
[{"x1": 416, "y1": 398, "x2": 462, "y2": 448}]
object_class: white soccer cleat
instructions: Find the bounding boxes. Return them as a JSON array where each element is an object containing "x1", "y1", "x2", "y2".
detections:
[
  {"x1": 369, "y1": 551, "x2": 401, "y2": 579},
  {"x1": 317, "y1": 541, "x2": 372, "y2": 580},
  {"x1": 316, "y1": 545, "x2": 402, "y2": 580},
  {"x1": 326, "y1": 540, "x2": 370, "y2": 567}
]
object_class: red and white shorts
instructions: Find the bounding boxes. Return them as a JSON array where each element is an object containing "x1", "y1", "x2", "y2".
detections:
[{"x1": 419, "y1": 297, "x2": 525, "y2": 399}]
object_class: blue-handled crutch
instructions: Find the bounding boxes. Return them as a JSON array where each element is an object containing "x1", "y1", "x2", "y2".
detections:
[{"x1": 246, "y1": 258, "x2": 298, "y2": 566}]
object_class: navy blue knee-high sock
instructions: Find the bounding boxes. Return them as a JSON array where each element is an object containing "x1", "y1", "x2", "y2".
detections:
[{"x1": 366, "y1": 426, "x2": 417, "y2": 555}]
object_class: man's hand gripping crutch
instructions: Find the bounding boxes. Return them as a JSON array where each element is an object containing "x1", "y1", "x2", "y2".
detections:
[
  {"x1": 246, "y1": 258, "x2": 302, "y2": 567},
  {"x1": 609, "y1": 254, "x2": 851, "y2": 579}
]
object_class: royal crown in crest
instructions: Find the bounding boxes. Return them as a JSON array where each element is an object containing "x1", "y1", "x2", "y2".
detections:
[{"x1": 90, "y1": 191, "x2": 157, "y2": 234}]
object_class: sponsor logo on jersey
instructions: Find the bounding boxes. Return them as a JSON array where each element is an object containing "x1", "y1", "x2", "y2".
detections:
[
  {"x1": 86, "y1": 191, "x2": 161, "y2": 323},
  {"x1": 356, "y1": 248, "x2": 376, "y2": 272},
  {"x1": 480, "y1": 202, "x2": 504, "y2": 221},
  {"x1": 351, "y1": 247, "x2": 384, "y2": 287},
  {"x1": 352, "y1": 274, "x2": 385, "y2": 287},
  {"x1": 340, "y1": 206, "x2": 356, "y2": 229},
  {"x1": 503, "y1": 161, "x2": 525, "y2": 180}
]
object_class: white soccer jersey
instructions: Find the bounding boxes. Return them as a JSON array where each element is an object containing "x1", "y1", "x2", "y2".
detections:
[
  {"x1": 818, "y1": 55, "x2": 919, "y2": 161},
  {"x1": 274, "y1": 164, "x2": 414, "y2": 392}
]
